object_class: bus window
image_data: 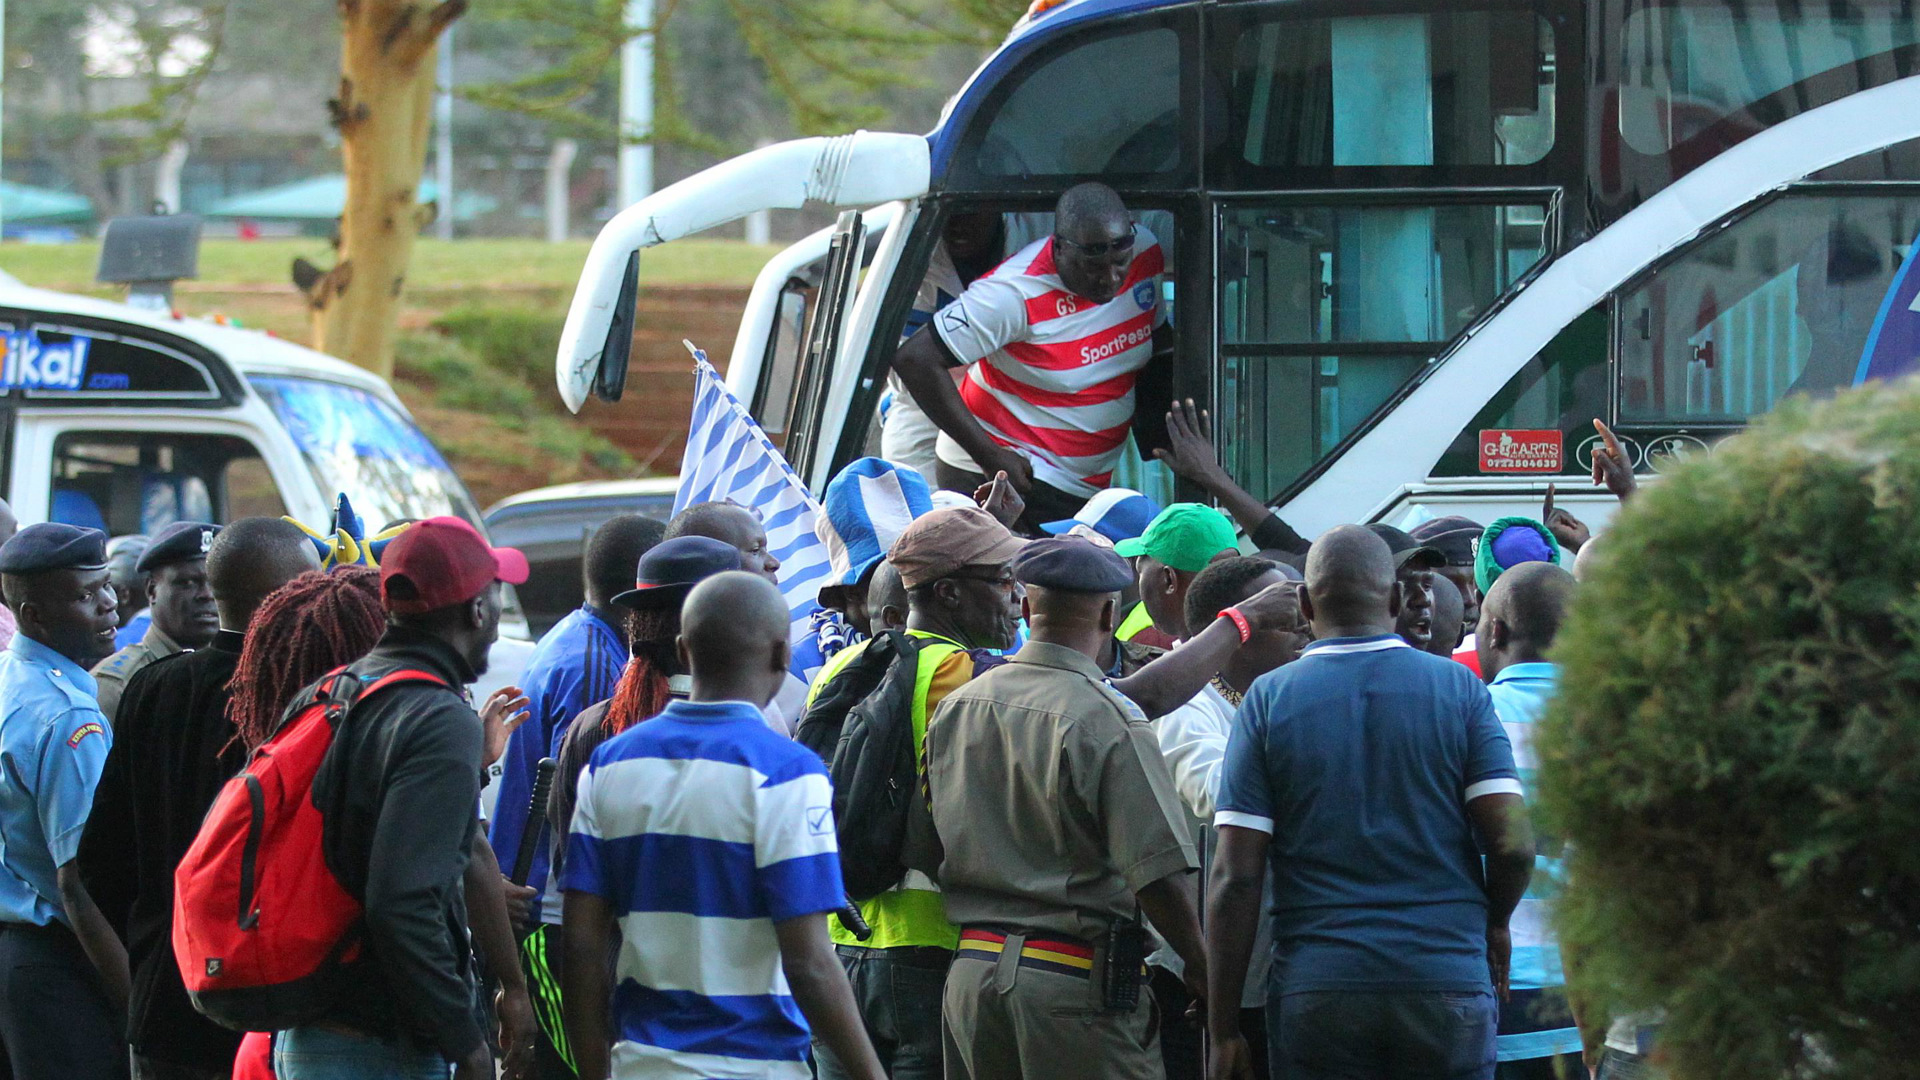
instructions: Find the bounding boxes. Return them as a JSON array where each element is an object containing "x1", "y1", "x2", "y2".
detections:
[
  {"x1": 1433, "y1": 308, "x2": 1609, "y2": 477},
  {"x1": 1618, "y1": 194, "x2": 1920, "y2": 425},
  {"x1": 1811, "y1": 135, "x2": 1920, "y2": 182},
  {"x1": 755, "y1": 280, "x2": 811, "y2": 441},
  {"x1": 956, "y1": 20, "x2": 1186, "y2": 185},
  {"x1": 1616, "y1": 3, "x2": 1920, "y2": 159},
  {"x1": 50, "y1": 431, "x2": 283, "y2": 535},
  {"x1": 1223, "y1": 353, "x2": 1428, "y2": 504},
  {"x1": 1220, "y1": 203, "x2": 1547, "y2": 345},
  {"x1": 1599, "y1": 1, "x2": 1920, "y2": 217},
  {"x1": 1218, "y1": 200, "x2": 1548, "y2": 498},
  {"x1": 1227, "y1": 9, "x2": 1556, "y2": 171}
]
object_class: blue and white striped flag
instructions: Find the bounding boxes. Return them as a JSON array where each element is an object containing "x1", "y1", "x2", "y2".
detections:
[{"x1": 672, "y1": 343, "x2": 833, "y2": 632}]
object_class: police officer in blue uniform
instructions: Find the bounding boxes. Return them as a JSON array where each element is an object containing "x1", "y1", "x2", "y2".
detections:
[{"x1": 0, "y1": 523, "x2": 131, "y2": 1079}]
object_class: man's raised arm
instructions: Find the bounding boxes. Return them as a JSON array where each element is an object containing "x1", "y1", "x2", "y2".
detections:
[{"x1": 892, "y1": 326, "x2": 1031, "y2": 491}]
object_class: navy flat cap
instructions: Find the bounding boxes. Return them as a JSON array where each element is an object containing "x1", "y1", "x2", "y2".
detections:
[
  {"x1": 136, "y1": 521, "x2": 220, "y2": 574},
  {"x1": 1365, "y1": 523, "x2": 1446, "y2": 571},
  {"x1": 1408, "y1": 515, "x2": 1483, "y2": 568},
  {"x1": 1013, "y1": 537, "x2": 1134, "y2": 593},
  {"x1": 612, "y1": 536, "x2": 742, "y2": 610},
  {"x1": 0, "y1": 522, "x2": 109, "y2": 575}
]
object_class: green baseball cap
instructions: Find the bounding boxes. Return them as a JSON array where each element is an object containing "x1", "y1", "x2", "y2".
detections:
[{"x1": 1113, "y1": 503, "x2": 1239, "y2": 572}]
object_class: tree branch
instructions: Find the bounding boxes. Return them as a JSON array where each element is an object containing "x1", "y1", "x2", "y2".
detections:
[
  {"x1": 384, "y1": 0, "x2": 466, "y2": 67},
  {"x1": 426, "y1": 0, "x2": 469, "y2": 40}
]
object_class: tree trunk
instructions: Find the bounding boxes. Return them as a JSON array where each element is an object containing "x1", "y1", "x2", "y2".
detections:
[{"x1": 299, "y1": 0, "x2": 465, "y2": 378}]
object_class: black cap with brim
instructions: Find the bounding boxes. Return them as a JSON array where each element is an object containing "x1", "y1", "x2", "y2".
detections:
[
  {"x1": 611, "y1": 536, "x2": 742, "y2": 610},
  {"x1": 612, "y1": 580, "x2": 697, "y2": 611},
  {"x1": 1408, "y1": 515, "x2": 1483, "y2": 567},
  {"x1": 136, "y1": 521, "x2": 219, "y2": 574},
  {"x1": 1013, "y1": 537, "x2": 1134, "y2": 593},
  {"x1": 1365, "y1": 523, "x2": 1446, "y2": 571},
  {"x1": 0, "y1": 523, "x2": 108, "y2": 574}
]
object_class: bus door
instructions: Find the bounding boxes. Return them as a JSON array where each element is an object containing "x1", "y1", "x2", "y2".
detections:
[
  {"x1": 1206, "y1": 0, "x2": 1571, "y2": 511},
  {"x1": 730, "y1": 203, "x2": 923, "y2": 492}
]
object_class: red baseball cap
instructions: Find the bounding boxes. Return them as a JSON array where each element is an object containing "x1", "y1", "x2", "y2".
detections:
[{"x1": 379, "y1": 516, "x2": 529, "y2": 615}]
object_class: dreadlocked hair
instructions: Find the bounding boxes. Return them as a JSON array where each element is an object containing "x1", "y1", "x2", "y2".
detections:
[
  {"x1": 604, "y1": 606, "x2": 682, "y2": 736},
  {"x1": 227, "y1": 567, "x2": 386, "y2": 751}
]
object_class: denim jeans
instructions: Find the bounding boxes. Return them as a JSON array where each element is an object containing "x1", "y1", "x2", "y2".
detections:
[
  {"x1": 813, "y1": 945, "x2": 947, "y2": 1080},
  {"x1": 272, "y1": 1027, "x2": 451, "y2": 1080},
  {"x1": 1596, "y1": 1049, "x2": 1663, "y2": 1080},
  {"x1": 1269, "y1": 989, "x2": 1498, "y2": 1080}
]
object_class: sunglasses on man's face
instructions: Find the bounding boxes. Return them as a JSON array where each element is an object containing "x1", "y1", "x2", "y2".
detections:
[{"x1": 1054, "y1": 222, "x2": 1137, "y2": 260}]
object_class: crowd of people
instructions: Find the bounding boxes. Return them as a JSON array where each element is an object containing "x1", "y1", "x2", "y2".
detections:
[{"x1": 0, "y1": 178, "x2": 1660, "y2": 1080}]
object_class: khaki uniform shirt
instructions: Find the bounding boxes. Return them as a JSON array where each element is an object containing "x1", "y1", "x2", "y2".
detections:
[
  {"x1": 92, "y1": 625, "x2": 183, "y2": 723},
  {"x1": 926, "y1": 639, "x2": 1197, "y2": 942}
]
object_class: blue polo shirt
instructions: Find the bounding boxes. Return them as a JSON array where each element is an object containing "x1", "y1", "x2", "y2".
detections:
[
  {"x1": 1216, "y1": 634, "x2": 1521, "y2": 995},
  {"x1": 0, "y1": 634, "x2": 114, "y2": 926},
  {"x1": 489, "y1": 605, "x2": 626, "y2": 906},
  {"x1": 1485, "y1": 661, "x2": 1581, "y2": 1060}
]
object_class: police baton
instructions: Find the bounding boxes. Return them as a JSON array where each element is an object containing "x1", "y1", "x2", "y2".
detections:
[
  {"x1": 836, "y1": 899, "x2": 873, "y2": 941},
  {"x1": 510, "y1": 758, "x2": 557, "y2": 887}
]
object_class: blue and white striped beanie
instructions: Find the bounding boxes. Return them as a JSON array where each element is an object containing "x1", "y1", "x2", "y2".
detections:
[{"x1": 817, "y1": 457, "x2": 935, "y2": 586}]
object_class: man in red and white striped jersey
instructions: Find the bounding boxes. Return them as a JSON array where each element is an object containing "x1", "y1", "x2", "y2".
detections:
[{"x1": 892, "y1": 183, "x2": 1170, "y2": 531}]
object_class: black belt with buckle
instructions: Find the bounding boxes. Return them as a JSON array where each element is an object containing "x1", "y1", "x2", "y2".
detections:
[{"x1": 833, "y1": 943, "x2": 954, "y2": 970}]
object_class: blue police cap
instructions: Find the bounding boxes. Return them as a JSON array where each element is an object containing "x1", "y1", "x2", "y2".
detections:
[
  {"x1": 135, "y1": 521, "x2": 220, "y2": 574},
  {"x1": 1013, "y1": 537, "x2": 1134, "y2": 593},
  {"x1": 0, "y1": 522, "x2": 109, "y2": 575}
]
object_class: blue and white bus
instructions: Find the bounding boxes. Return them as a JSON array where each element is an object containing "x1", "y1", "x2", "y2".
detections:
[{"x1": 559, "y1": 0, "x2": 1920, "y2": 535}]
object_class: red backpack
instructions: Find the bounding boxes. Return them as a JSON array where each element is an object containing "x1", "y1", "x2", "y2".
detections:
[{"x1": 173, "y1": 664, "x2": 446, "y2": 1031}]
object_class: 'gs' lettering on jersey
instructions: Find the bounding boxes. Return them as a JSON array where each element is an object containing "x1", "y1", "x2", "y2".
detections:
[{"x1": 932, "y1": 228, "x2": 1165, "y2": 496}]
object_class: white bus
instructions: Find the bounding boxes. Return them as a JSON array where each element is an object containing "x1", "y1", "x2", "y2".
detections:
[{"x1": 559, "y1": 0, "x2": 1920, "y2": 538}]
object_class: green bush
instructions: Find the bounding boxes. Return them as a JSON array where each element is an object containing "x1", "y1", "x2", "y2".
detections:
[
  {"x1": 431, "y1": 303, "x2": 565, "y2": 388},
  {"x1": 1537, "y1": 382, "x2": 1920, "y2": 1078},
  {"x1": 393, "y1": 328, "x2": 636, "y2": 482},
  {"x1": 394, "y1": 328, "x2": 479, "y2": 388}
]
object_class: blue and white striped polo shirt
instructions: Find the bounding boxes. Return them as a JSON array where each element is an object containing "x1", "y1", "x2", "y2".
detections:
[
  {"x1": 1486, "y1": 661, "x2": 1582, "y2": 1061},
  {"x1": 563, "y1": 698, "x2": 844, "y2": 1079}
]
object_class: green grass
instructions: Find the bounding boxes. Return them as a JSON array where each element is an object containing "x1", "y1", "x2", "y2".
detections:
[{"x1": 0, "y1": 237, "x2": 778, "y2": 294}]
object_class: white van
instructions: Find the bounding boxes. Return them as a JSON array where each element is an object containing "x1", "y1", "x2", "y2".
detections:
[{"x1": 0, "y1": 272, "x2": 534, "y2": 695}]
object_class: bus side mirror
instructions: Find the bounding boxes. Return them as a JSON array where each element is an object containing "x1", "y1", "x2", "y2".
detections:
[{"x1": 592, "y1": 251, "x2": 640, "y2": 404}]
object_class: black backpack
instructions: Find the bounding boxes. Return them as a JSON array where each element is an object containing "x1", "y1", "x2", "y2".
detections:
[{"x1": 794, "y1": 631, "x2": 950, "y2": 900}]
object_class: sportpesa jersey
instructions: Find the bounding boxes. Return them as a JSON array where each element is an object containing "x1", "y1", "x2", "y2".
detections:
[{"x1": 932, "y1": 228, "x2": 1166, "y2": 496}]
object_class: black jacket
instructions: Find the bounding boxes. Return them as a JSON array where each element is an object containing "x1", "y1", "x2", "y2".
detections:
[
  {"x1": 311, "y1": 626, "x2": 485, "y2": 1061},
  {"x1": 78, "y1": 630, "x2": 248, "y2": 1071}
]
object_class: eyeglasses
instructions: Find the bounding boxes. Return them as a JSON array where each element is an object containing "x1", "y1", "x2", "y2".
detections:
[
  {"x1": 1054, "y1": 222, "x2": 1137, "y2": 259},
  {"x1": 945, "y1": 568, "x2": 1019, "y2": 591}
]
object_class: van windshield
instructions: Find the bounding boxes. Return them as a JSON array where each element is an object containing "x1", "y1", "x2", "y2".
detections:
[{"x1": 248, "y1": 375, "x2": 482, "y2": 530}]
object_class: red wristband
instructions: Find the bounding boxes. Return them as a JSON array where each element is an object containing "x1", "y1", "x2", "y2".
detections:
[{"x1": 1219, "y1": 607, "x2": 1252, "y2": 643}]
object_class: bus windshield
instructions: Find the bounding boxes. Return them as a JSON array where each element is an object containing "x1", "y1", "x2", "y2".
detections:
[{"x1": 249, "y1": 376, "x2": 483, "y2": 530}]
